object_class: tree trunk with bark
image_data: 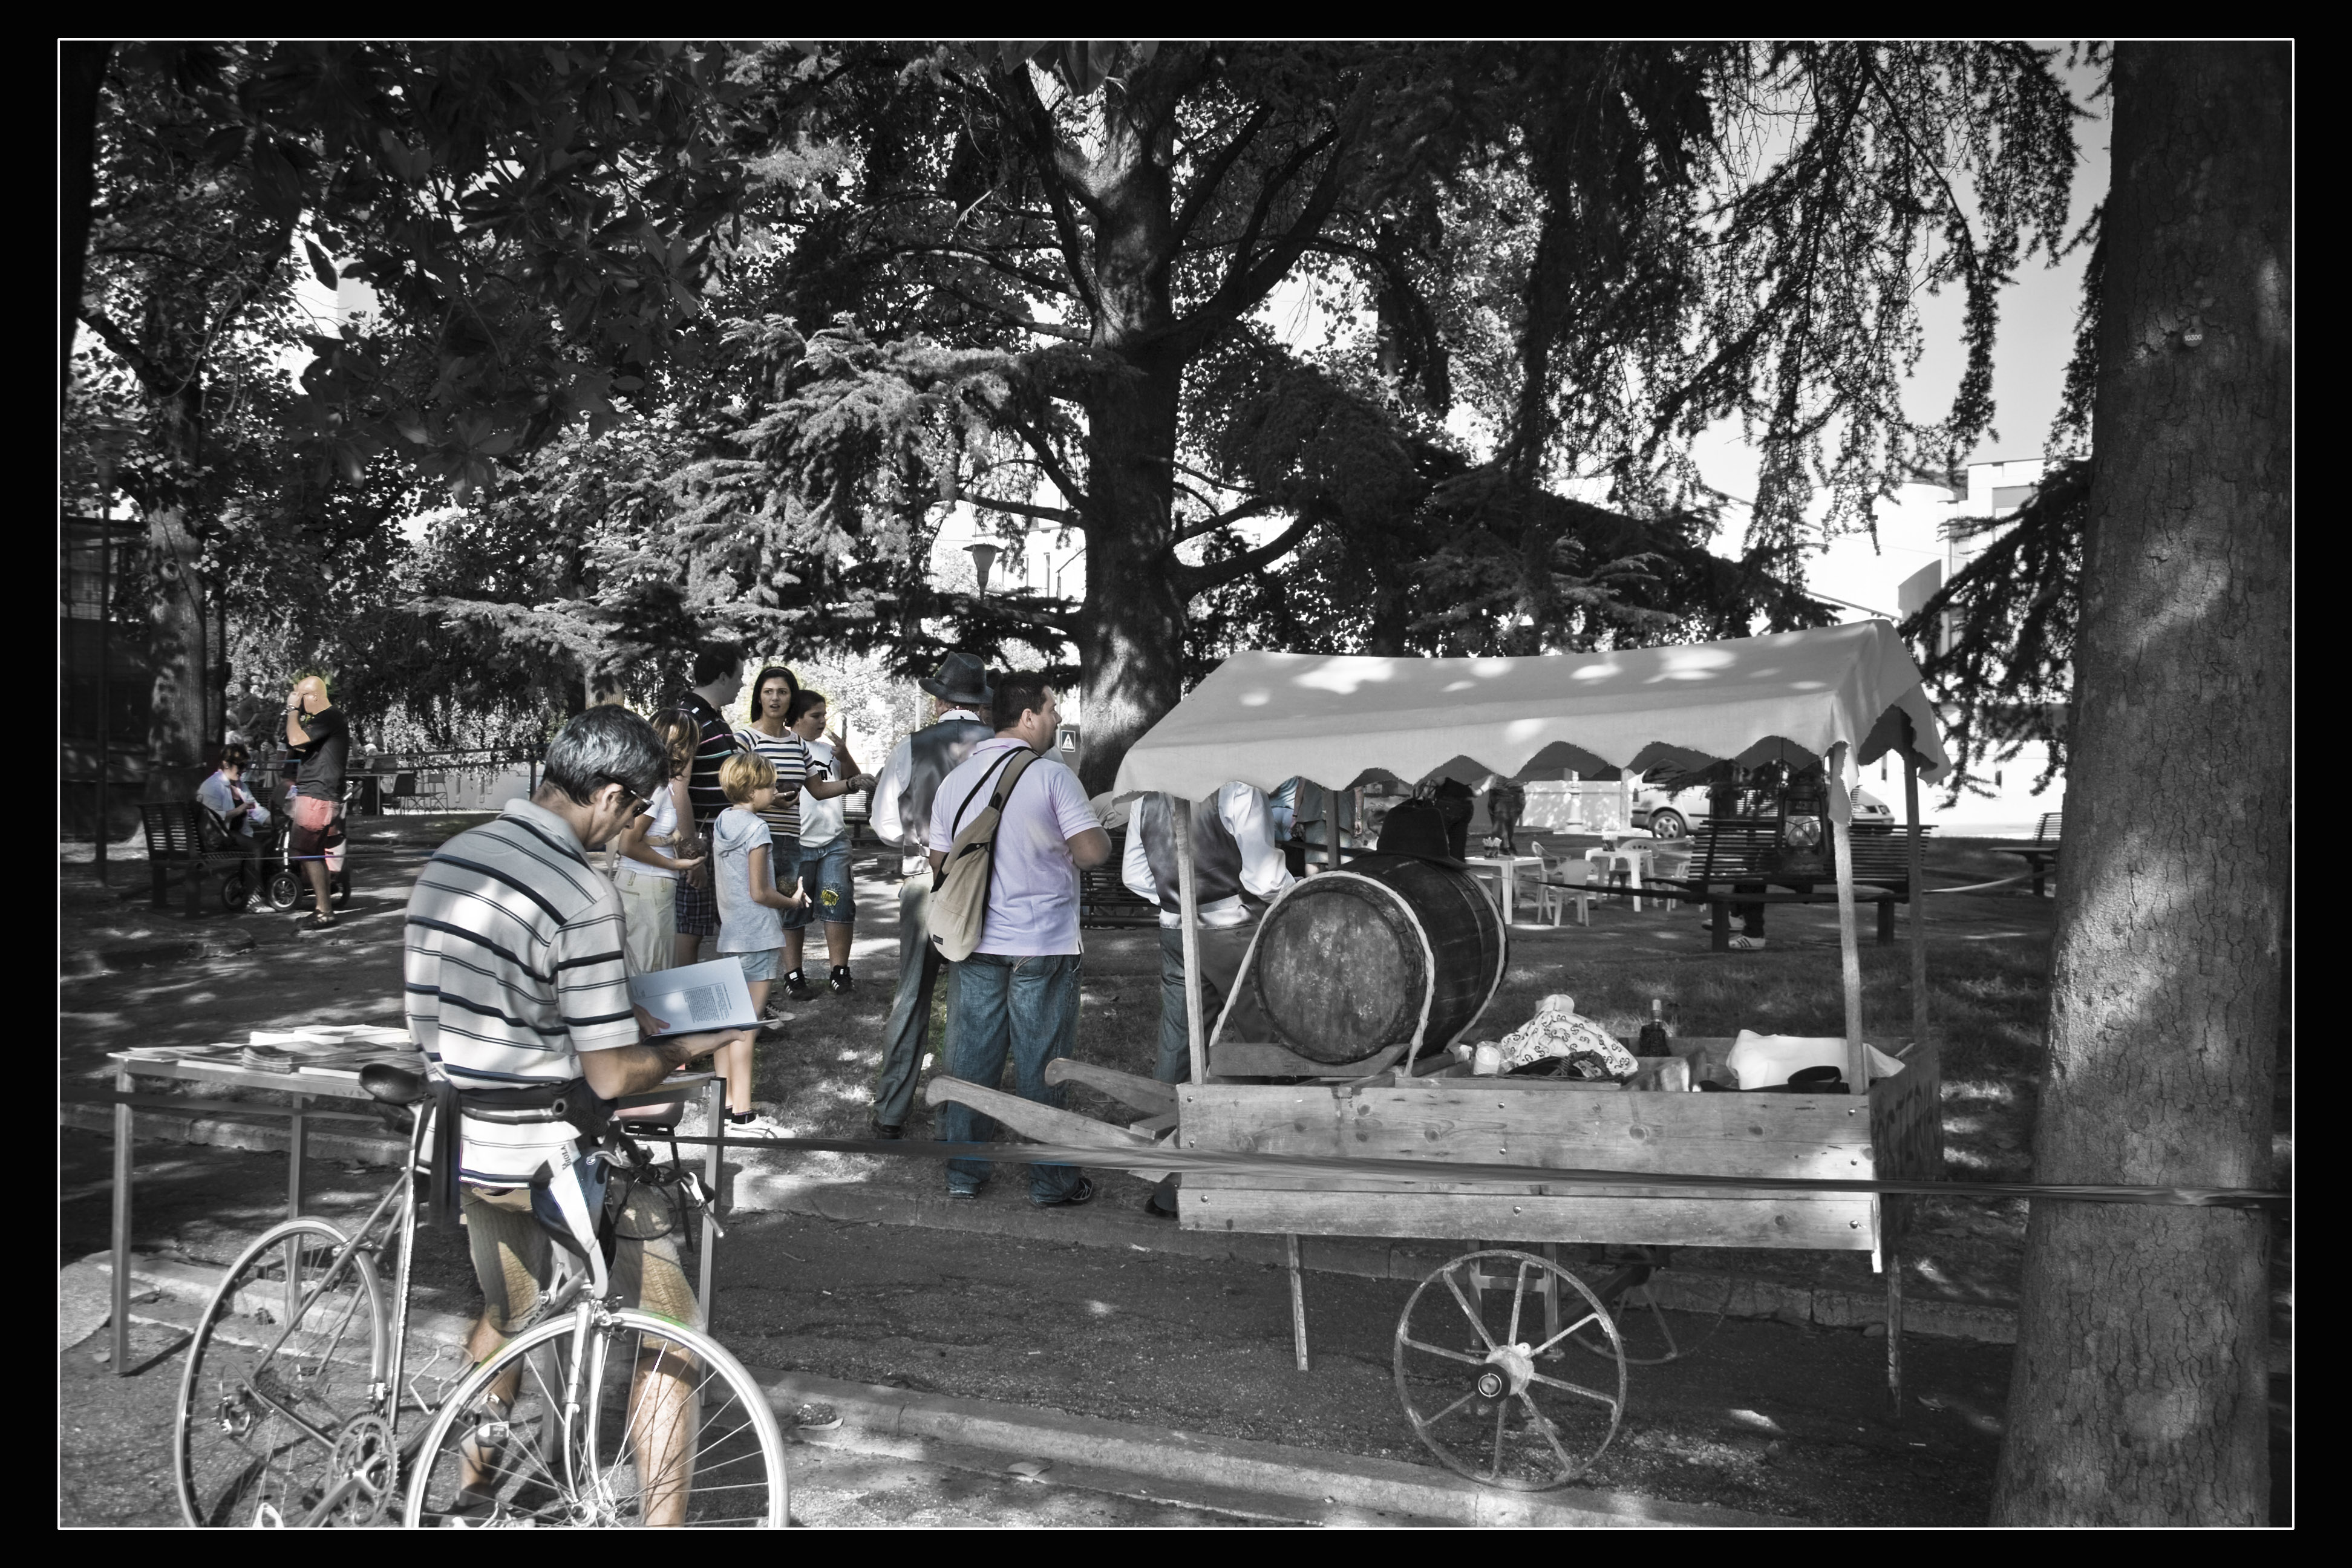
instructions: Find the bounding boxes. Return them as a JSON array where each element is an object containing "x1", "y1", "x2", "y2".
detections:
[
  {"x1": 1989, "y1": 41, "x2": 2290, "y2": 1526},
  {"x1": 144, "y1": 381, "x2": 215, "y2": 782},
  {"x1": 61, "y1": 42, "x2": 113, "y2": 388},
  {"x1": 1072, "y1": 93, "x2": 1187, "y2": 796}
]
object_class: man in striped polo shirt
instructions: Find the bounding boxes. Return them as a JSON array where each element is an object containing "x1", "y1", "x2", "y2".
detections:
[
  {"x1": 405, "y1": 705, "x2": 733, "y2": 1521},
  {"x1": 673, "y1": 644, "x2": 756, "y2": 967}
]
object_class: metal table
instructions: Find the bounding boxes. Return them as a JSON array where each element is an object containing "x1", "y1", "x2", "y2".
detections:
[{"x1": 103, "y1": 1050, "x2": 725, "y2": 1375}]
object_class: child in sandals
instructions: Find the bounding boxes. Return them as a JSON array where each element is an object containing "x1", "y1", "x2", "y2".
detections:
[{"x1": 713, "y1": 752, "x2": 809, "y2": 1132}]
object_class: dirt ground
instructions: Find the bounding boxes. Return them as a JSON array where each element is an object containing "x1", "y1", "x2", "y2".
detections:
[
  {"x1": 59, "y1": 814, "x2": 2292, "y2": 1524},
  {"x1": 63, "y1": 1130, "x2": 2013, "y2": 1527}
]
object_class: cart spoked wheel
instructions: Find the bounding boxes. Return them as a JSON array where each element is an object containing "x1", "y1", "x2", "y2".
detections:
[
  {"x1": 265, "y1": 869, "x2": 301, "y2": 912},
  {"x1": 1569, "y1": 1248, "x2": 1733, "y2": 1366},
  {"x1": 1394, "y1": 1249, "x2": 1625, "y2": 1489}
]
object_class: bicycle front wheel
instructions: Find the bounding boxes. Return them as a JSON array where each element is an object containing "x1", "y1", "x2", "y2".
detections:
[
  {"x1": 174, "y1": 1218, "x2": 388, "y2": 1527},
  {"x1": 402, "y1": 1305, "x2": 789, "y2": 1528}
]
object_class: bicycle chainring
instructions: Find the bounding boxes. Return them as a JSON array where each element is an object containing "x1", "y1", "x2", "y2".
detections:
[{"x1": 328, "y1": 1412, "x2": 399, "y2": 1526}]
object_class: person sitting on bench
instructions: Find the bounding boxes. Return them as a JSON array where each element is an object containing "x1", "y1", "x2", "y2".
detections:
[{"x1": 195, "y1": 742, "x2": 270, "y2": 891}]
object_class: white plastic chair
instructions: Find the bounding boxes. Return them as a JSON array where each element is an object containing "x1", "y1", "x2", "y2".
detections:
[{"x1": 1533, "y1": 843, "x2": 1593, "y2": 927}]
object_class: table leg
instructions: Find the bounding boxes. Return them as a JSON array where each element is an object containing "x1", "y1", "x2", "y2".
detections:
[
  {"x1": 1887, "y1": 1248, "x2": 1906, "y2": 1420},
  {"x1": 111, "y1": 1065, "x2": 133, "y2": 1377},
  {"x1": 1498, "y1": 867, "x2": 1514, "y2": 925},
  {"x1": 699, "y1": 1076, "x2": 724, "y2": 1308},
  {"x1": 1286, "y1": 1234, "x2": 1309, "y2": 1372},
  {"x1": 286, "y1": 1096, "x2": 308, "y2": 1220}
]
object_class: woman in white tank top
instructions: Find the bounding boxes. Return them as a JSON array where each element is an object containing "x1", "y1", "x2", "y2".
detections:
[{"x1": 614, "y1": 713, "x2": 705, "y2": 974}]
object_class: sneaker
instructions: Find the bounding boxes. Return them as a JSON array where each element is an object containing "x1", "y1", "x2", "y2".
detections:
[
  {"x1": 828, "y1": 965, "x2": 854, "y2": 995},
  {"x1": 782, "y1": 970, "x2": 814, "y2": 1002},
  {"x1": 945, "y1": 1186, "x2": 980, "y2": 1201},
  {"x1": 1032, "y1": 1176, "x2": 1097, "y2": 1209},
  {"x1": 1725, "y1": 933, "x2": 1767, "y2": 951},
  {"x1": 867, "y1": 1120, "x2": 903, "y2": 1140}
]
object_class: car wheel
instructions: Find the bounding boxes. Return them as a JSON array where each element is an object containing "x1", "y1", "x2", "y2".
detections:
[{"x1": 1650, "y1": 810, "x2": 1688, "y2": 840}]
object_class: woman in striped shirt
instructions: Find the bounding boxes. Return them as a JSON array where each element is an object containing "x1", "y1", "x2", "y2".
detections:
[{"x1": 734, "y1": 665, "x2": 865, "y2": 1005}]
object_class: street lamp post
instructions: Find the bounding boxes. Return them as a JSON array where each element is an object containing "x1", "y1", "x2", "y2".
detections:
[{"x1": 966, "y1": 541, "x2": 1001, "y2": 596}]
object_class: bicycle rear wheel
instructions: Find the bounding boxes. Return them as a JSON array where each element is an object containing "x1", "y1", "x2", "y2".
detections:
[
  {"x1": 403, "y1": 1305, "x2": 789, "y2": 1528},
  {"x1": 174, "y1": 1219, "x2": 388, "y2": 1527}
]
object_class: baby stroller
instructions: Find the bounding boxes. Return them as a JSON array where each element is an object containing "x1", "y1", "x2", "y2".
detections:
[{"x1": 223, "y1": 773, "x2": 353, "y2": 913}]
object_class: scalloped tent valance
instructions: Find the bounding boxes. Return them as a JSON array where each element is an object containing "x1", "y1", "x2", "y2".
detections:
[{"x1": 1111, "y1": 620, "x2": 1949, "y2": 804}]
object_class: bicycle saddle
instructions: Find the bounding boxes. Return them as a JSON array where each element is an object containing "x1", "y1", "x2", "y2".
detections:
[{"x1": 361, "y1": 1063, "x2": 428, "y2": 1105}]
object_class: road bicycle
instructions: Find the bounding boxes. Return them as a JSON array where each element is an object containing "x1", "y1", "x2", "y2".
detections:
[{"x1": 171, "y1": 1065, "x2": 789, "y2": 1527}]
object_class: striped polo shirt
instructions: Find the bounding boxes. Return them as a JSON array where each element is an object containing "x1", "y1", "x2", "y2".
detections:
[
  {"x1": 733, "y1": 724, "x2": 820, "y2": 842},
  {"x1": 403, "y1": 798, "x2": 639, "y2": 1186},
  {"x1": 684, "y1": 691, "x2": 739, "y2": 829}
]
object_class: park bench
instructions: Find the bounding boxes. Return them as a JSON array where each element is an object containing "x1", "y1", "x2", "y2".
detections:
[
  {"x1": 1080, "y1": 867, "x2": 1160, "y2": 928},
  {"x1": 1999, "y1": 810, "x2": 2063, "y2": 897},
  {"x1": 137, "y1": 800, "x2": 251, "y2": 916},
  {"x1": 1647, "y1": 817, "x2": 1934, "y2": 950}
]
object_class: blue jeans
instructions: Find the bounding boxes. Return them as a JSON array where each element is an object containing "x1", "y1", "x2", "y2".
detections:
[
  {"x1": 938, "y1": 952, "x2": 1083, "y2": 1201},
  {"x1": 800, "y1": 839, "x2": 855, "y2": 926}
]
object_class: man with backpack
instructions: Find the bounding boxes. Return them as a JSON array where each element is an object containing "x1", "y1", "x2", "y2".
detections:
[{"x1": 924, "y1": 671, "x2": 1109, "y2": 1206}]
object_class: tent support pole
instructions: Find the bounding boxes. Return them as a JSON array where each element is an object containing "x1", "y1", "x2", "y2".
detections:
[
  {"x1": 1829, "y1": 742, "x2": 1866, "y2": 1092},
  {"x1": 1172, "y1": 795, "x2": 1207, "y2": 1086},
  {"x1": 1328, "y1": 785, "x2": 1343, "y2": 873},
  {"x1": 1906, "y1": 754, "x2": 1927, "y2": 1050}
]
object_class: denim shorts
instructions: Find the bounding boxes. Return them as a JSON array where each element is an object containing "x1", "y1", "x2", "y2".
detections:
[
  {"x1": 799, "y1": 839, "x2": 855, "y2": 926},
  {"x1": 732, "y1": 947, "x2": 781, "y2": 982}
]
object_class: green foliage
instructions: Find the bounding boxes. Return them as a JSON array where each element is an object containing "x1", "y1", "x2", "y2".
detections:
[{"x1": 1901, "y1": 459, "x2": 2087, "y2": 799}]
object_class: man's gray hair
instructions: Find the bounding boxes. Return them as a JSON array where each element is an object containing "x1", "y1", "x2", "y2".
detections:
[{"x1": 542, "y1": 705, "x2": 667, "y2": 806}]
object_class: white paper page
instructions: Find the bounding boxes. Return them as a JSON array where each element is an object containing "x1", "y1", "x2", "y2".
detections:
[{"x1": 628, "y1": 957, "x2": 759, "y2": 1036}]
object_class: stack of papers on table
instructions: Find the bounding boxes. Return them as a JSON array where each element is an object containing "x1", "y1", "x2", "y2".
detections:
[{"x1": 228, "y1": 1027, "x2": 419, "y2": 1080}]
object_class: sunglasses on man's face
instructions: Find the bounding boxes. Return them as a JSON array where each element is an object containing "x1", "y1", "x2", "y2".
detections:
[{"x1": 594, "y1": 776, "x2": 653, "y2": 818}]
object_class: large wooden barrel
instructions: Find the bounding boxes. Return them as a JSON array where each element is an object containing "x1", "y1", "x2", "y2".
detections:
[{"x1": 1246, "y1": 854, "x2": 1508, "y2": 1065}]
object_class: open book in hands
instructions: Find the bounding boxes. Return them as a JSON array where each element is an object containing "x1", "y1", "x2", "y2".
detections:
[{"x1": 628, "y1": 957, "x2": 759, "y2": 1037}]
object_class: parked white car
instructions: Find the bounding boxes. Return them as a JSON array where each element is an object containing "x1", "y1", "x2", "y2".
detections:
[{"x1": 1630, "y1": 768, "x2": 1895, "y2": 838}]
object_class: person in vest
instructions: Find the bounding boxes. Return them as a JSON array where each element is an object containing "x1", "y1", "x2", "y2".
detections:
[
  {"x1": 864, "y1": 653, "x2": 995, "y2": 1138},
  {"x1": 1123, "y1": 781, "x2": 1295, "y2": 1215}
]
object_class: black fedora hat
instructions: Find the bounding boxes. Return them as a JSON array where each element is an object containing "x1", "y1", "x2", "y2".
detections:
[
  {"x1": 919, "y1": 652, "x2": 993, "y2": 706},
  {"x1": 1370, "y1": 797, "x2": 1470, "y2": 870}
]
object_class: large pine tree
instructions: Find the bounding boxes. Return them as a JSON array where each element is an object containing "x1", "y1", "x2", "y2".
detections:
[{"x1": 1989, "y1": 41, "x2": 2289, "y2": 1525}]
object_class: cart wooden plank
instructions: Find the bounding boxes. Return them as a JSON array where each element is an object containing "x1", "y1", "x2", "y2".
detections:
[
  {"x1": 1177, "y1": 1082, "x2": 1878, "y2": 1181},
  {"x1": 1180, "y1": 1189, "x2": 1878, "y2": 1250}
]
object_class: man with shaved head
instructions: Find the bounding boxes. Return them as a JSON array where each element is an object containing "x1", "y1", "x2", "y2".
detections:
[{"x1": 284, "y1": 673, "x2": 350, "y2": 930}]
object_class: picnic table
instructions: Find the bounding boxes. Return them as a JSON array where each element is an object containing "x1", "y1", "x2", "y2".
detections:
[{"x1": 1647, "y1": 818, "x2": 1935, "y2": 949}]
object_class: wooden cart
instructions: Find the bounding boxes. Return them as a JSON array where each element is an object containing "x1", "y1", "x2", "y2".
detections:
[{"x1": 933, "y1": 625, "x2": 1952, "y2": 1490}]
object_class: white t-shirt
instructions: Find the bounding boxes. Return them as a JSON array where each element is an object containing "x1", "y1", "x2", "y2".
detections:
[
  {"x1": 799, "y1": 739, "x2": 846, "y2": 849},
  {"x1": 620, "y1": 780, "x2": 681, "y2": 881},
  {"x1": 927, "y1": 738, "x2": 1100, "y2": 956}
]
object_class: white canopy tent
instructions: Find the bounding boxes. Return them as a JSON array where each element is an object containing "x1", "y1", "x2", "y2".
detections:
[
  {"x1": 1111, "y1": 619, "x2": 1948, "y2": 805},
  {"x1": 1111, "y1": 621, "x2": 1947, "y2": 1089}
]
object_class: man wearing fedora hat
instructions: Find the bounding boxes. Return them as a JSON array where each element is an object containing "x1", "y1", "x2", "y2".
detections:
[{"x1": 866, "y1": 653, "x2": 995, "y2": 1137}]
